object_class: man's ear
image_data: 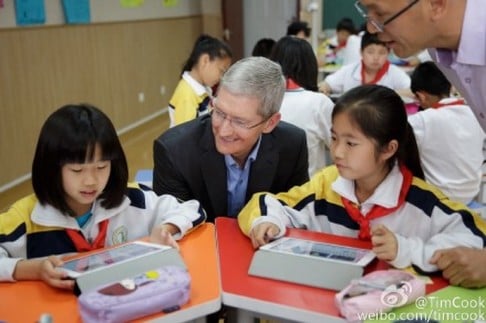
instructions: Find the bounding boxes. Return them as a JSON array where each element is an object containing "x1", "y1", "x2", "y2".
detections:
[
  {"x1": 428, "y1": 0, "x2": 447, "y2": 21},
  {"x1": 262, "y1": 112, "x2": 281, "y2": 134}
]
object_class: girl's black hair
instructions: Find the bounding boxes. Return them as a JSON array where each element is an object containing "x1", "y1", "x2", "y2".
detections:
[
  {"x1": 252, "y1": 38, "x2": 276, "y2": 58},
  {"x1": 181, "y1": 34, "x2": 232, "y2": 76},
  {"x1": 32, "y1": 104, "x2": 129, "y2": 216},
  {"x1": 332, "y1": 85, "x2": 424, "y2": 179},
  {"x1": 270, "y1": 36, "x2": 318, "y2": 92}
]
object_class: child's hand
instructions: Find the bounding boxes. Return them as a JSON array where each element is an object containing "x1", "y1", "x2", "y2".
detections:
[
  {"x1": 150, "y1": 223, "x2": 180, "y2": 250},
  {"x1": 318, "y1": 82, "x2": 332, "y2": 95},
  {"x1": 39, "y1": 256, "x2": 75, "y2": 290},
  {"x1": 249, "y1": 222, "x2": 280, "y2": 249},
  {"x1": 371, "y1": 224, "x2": 398, "y2": 262}
]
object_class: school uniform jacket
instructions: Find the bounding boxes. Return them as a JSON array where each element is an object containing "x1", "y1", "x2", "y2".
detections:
[
  {"x1": 169, "y1": 72, "x2": 211, "y2": 127},
  {"x1": 0, "y1": 185, "x2": 206, "y2": 281},
  {"x1": 280, "y1": 88, "x2": 334, "y2": 176},
  {"x1": 238, "y1": 165, "x2": 486, "y2": 272},
  {"x1": 408, "y1": 100, "x2": 486, "y2": 204},
  {"x1": 324, "y1": 61, "x2": 410, "y2": 94},
  {"x1": 153, "y1": 115, "x2": 309, "y2": 223}
]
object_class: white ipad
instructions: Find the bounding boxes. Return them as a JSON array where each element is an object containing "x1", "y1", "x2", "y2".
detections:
[
  {"x1": 260, "y1": 237, "x2": 376, "y2": 266},
  {"x1": 60, "y1": 241, "x2": 171, "y2": 278}
]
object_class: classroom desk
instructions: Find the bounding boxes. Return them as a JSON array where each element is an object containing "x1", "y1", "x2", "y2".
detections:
[
  {"x1": 0, "y1": 223, "x2": 220, "y2": 323},
  {"x1": 215, "y1": 217, "x2": 449, "y2": 323},
  {"x1": 318, "y1": 64, "x2": 341, "y2": 81}
]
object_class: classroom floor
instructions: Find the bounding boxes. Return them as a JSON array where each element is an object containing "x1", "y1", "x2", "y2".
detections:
[{"x1": 0, "y1": 113, "x2": 169, "y2": 213}]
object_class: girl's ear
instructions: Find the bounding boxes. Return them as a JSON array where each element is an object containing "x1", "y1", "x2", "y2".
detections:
[
  {"x1": 199, "y1": 53, "x2": 211, "y2": 66},
  {"x1": 380, "y1": 139, "x2": 399, "y2": 161}
]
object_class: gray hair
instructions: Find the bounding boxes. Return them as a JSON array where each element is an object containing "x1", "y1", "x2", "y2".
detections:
[{"x1": 218, "y1": 56, "x2": 285, "y2": 118}]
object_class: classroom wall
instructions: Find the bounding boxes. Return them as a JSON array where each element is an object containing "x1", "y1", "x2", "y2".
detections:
[
  {"x1": 0, "y1": 0, "x2": 222, "y2": 191},
  {"x1": 321, "y1": 0, "x2": 364, "y2": 31}
]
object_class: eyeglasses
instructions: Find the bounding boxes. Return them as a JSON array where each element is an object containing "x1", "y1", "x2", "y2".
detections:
[
  {"x1": 354, "y1": 0, "x2": 419, "y2": 33},
  {"x1": 208, "y1": 105, "x2": 268, "y2": 130}
]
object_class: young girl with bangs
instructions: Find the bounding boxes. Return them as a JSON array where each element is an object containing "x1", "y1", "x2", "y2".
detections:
[{"x1": 0, "y1": 104, "x2": 205, "y2": 289}]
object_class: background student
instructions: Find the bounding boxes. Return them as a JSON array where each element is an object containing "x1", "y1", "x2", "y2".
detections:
[
  {"x1": 319, "y1": 32, "x2": 410, "y2": 96},
  {"x1": 238, "y1": 85, "x2": 486, "y2": 274},
  {"x1": 168, "y1": 34, "x2": 232, "y2": 128},
  {"x1": 153, "y1": 57, "x2": 309, "y2": 222},
  {"x1": 270, "y1": 36, "x2": 334, "y2": 176},
  {"x1": 408, "y1": 62, "x2": 485, "y2": 206},
  {"x1": 319, "y1": 17, "x2": 358, "y2": 66},
  {"x1": 0, "y1": 104, "x2": 205, "y2": 289},
  {"x1": 251, "y1": 38, "x2": 276, "y2": 58},
  {"x1": 286, "y1": 21, "x2": 311, "y2": 40},
  {"x1": 357, "y1": 0, "x2": 486, "y2": 289}
]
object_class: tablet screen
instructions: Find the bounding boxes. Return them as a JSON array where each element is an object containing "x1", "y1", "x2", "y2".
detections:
[
  {"x1": 62, "y1": 242, "x2": 164, "y2": 274},
  {"x1": 262, "y1": 237, "x2": 373, "y2": 264}
]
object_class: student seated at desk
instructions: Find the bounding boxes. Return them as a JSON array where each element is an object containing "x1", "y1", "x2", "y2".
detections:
[
  {"x1": 270, "y1": 36, "x2": 334, "y2": 176},
  {"x1": 238, "y1": 85, "x2": 486, "y2": 275},
  {"x1": 168, "y1": 34, "x2": 232, "y2": 128},
  {"x1": 318, "y1": 17, "x2": 358, "y2": 66},
  {"x1": 0, "y1": 104, "x2": 206, "y2": 289},
  {"x1": 408, "y1": 62, "x2": 485, "y2": 205},
  {"x1": 319, "y1": 32, "x2": 410, "y2": 97}
]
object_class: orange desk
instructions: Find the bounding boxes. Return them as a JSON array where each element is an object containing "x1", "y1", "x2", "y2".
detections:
[
  {"x1": 215, "y1": 218, "x2": 448, "y2": 323},
  {"x1": 0, "y1": 223, "x2": 220, "y2": 323}
]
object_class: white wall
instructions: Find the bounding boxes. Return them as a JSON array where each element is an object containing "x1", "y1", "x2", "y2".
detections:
[{"x1": 243, "y1": 0, "x2": 298, "y2": 57}]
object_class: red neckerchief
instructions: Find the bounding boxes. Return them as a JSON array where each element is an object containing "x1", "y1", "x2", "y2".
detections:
[
  {"x1": 361, "y1": 60, "x2": 390, "y2": 85},
  {"x1": 65, "y1": 219, "x2": 109, "y2": 252},
  {"x1": 286, "y1": 78, "x2": 301, "y2": 90},
  {"x1": 336, "y1": 40, "x2": 347, "y2": 50},
  {"x1": 341, "y1": 164, "x2": 413, "y2": 240},
  {"x1": 431, "y1": 98, "x2": 465, "y2": 109}
]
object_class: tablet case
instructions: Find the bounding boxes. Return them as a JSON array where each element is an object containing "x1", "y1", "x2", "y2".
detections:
[
  {"x1": 78, "y1": 265, "x2": 190, "y2": 323},
  {"x1": 335, "y1": 269, "x2": 425, "y2": 322}
]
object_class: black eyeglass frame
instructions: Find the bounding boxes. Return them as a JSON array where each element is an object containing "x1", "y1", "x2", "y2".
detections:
[
  {"x1": 354, "y1": 0, "x2": 420, "y2": 32},
  {"x1": 208, "y1": 106, "x2": 269, "y2": 130}
]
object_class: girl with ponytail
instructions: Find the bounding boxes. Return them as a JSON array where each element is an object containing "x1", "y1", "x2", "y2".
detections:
[{"x1": 238, "y1": 85, "x2": 485, "y2": 274}]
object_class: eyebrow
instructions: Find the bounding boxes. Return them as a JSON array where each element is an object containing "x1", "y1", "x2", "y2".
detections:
[
  {"x1": 215, "y1": 106, "x2": 252, "y2": 123},
  {"x1": 363, "y1": 2, "x2": 380, "y2": 11}
]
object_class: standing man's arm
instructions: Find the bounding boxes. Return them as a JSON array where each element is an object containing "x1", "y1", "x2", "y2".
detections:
[
  {"x1": 153, "y1": 138, "x2": 192, "y2": 201},
  {"x1": 430, "y1": 247, "x2": 486, "y2": 288}
]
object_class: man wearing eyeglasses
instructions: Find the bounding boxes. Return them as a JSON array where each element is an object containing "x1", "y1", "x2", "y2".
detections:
[
  {"x1": 357, "y1": 0, "x2": 486, "y2": 289},
  {"x1": 153, "y1": 57, "x2": 309, "y2": 223}
]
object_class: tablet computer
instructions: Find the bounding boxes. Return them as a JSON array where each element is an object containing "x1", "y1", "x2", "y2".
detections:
[
  {"x1": 61, "y1": 241, "x2": 171, "y2": 278},
  {"x1": 259, "y1": 237, "x2": 375, "y2": 266}
]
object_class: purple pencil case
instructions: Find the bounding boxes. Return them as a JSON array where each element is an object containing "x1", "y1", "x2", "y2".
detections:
[{"x1": 78, "y1": 265, "x2": 190, "y2": 323}]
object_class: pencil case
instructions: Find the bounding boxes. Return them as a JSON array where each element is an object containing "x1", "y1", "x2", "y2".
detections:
[
  {"x1": 335, "y1": 269, "x2": 425, "y2": 322},
  {"x1": 78, "y1": 265, "x2": 190, "y2": 323}
]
